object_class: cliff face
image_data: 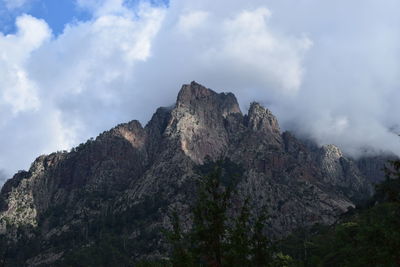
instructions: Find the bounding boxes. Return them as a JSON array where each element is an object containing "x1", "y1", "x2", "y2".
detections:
[{"x1": 0, "y1": 82, "x2": 379, "y2": 265}]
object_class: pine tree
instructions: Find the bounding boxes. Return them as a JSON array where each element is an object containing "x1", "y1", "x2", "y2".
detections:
[
  {"x1": 190, "y1": 163, "x2": 231, "y2": 266},
  {"x1": 225, "y1": 198, "x2": 251, "y2": 266},
  {"x1": 165, "y1": 159, "x2": 290, "y2": 267},
  {"x1": 250, "y1": 207, "x2": 272, "y2": 266},
  {"x1": 166, "y1": 211, "x2": 193, "y2": 267}
]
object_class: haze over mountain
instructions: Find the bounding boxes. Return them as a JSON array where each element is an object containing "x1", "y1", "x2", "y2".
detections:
[{"x1": 1, "y1": 0, "x2": 400, "y2": 184}]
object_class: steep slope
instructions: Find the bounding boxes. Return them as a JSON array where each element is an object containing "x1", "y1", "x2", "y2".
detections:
[
  {"x1": 0, "y1": 82, "x2": 376, "y2": 265},
  {"x1": 356, "y1": 155, "x2": 393, "y2": 184}
]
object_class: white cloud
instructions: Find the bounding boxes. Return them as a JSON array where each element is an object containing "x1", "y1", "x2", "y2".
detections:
[
  {"x1": 0, "y1": 15, "x2": 50, "y2": 117},
  {"x1": 1, "y1": 0, "x2": 400, "y2": 186},
  {"x1": 177, "y1": 10, "x2": 209, "y2": 34},
  {"x1": 0, "y1": 1, "x2": 165, "y2": 181},
  {"x1": 212, "y1": 7, "x2": 312, "y2": 93},
  {"x1": 136, "y1": 3, "x2": 311, "y2": 109}
]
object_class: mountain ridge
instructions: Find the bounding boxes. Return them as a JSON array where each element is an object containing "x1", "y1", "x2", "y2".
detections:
[{"x1": 0, "y1": 81, "x2": 386, "y2": 265}]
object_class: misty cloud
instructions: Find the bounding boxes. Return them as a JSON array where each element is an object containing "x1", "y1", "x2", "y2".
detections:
[{"x1": 0, "y1": 0, "x2": 400, "y2": 186}]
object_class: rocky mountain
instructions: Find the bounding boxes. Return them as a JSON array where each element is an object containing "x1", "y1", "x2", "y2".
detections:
[{"x1": 0, "y1": 82, "x2": 386, "y2": 265}]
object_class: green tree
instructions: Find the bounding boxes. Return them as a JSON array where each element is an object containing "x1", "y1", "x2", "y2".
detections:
[
  {"x1": 166, "y1": 159, "x2": 292, "y2": 267},
  {"x1": 375, "y1": 159, "x2": 400, "y2": 203},
  {"x1": 165, "y1": 211, "x2": 194, "y2": 267},
  {"x1": 190, "y1": 163, "x2": 232, "y2": 266},
  {"x1": 251, "y1": 207, "x2": 272, "y2": 266},
  {"x1": 225, "y1": 199, "x2": 251, "y2": 266}
]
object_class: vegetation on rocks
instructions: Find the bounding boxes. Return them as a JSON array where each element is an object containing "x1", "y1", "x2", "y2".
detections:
[{"x1": 279, "y1": 159, "x2": 400, "y2": 266}]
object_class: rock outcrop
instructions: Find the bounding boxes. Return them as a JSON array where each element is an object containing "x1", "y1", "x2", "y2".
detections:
[{"x1": 0, "y1": 82, "x2": 381, "y2": 265}]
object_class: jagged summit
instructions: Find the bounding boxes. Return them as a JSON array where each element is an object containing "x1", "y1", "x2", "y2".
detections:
[
  {"x1": 177, "y1": 81, "x2": 215, "y2": 103},
  {"x1": 176, "y1": 81, "x2": 242, "y2": 116},
  {"x1": 0, "y1": 82, "x2": 382, "y2": 266},
  {"x1": 247, "y1": 102, "x2": 280, "y2": 134}
]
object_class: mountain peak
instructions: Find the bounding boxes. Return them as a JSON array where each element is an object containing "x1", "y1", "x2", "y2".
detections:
[
  {"x1": 247, "y1": 101, "x2": 280, "y2": 134},
  {"x1": 176, "y1": 81, "x2": 241, "y2": 115},
  {"x1": 177, "y1": 81, "x2": 214, "y2": 104}
]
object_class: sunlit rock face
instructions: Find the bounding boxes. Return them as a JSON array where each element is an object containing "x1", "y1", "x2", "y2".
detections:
[
  {"x1": 167, "y1": 81, "x2": 242, "y2": 164},
  {"x1": 0, "y1": 82, "x2": 380, "y2": 265}
]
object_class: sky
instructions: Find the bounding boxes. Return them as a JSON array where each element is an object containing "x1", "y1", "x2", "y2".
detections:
[{"x1": 0, "y1": 0, "x2": 400, "y2": 185}]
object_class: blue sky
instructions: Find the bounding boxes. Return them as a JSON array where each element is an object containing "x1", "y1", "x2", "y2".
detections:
[
  {"x1": 0, "y1": 0, "x2": 399, "y2": 185},
  {"x1": 0, "y1": 0, "x2": 89, "y2": 35},
  {"x1": 0, "y1": 0, "x2": 168, "y2": 35}
]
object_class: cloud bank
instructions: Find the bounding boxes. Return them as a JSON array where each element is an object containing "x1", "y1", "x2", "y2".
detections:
[{"x1": 0, "y1": 0, "x2": 399, "y2": 184}]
